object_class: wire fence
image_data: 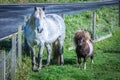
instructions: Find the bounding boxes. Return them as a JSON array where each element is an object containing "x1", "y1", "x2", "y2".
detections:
[{"x1": 0, "y1": 26, "x2": 22, "y2": 80}]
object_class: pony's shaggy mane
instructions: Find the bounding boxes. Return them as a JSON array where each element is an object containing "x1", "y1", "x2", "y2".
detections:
[{"x1": 74, "y1": 30, "x2": 91, "y2": 45}]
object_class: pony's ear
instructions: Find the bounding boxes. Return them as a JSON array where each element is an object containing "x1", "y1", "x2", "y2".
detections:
[{"x1": 42, "y1": 7, "x2": 45, "y2": 11}]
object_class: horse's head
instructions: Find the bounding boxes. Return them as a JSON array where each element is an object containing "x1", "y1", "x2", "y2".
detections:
[
  {"x1": 30, "y1": 7, "x2": 45, "y2": 33},
  {"x1": 34, "y1": 7, "x2": 45, "y2": 19}
]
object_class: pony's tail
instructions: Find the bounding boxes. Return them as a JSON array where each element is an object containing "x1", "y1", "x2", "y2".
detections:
[{"x1": 52, "y1": 40, "x2": 61, "y2": 65}]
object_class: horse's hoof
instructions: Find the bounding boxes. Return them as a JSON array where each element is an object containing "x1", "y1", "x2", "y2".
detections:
[
  {"x1": 32, "y1": 67, "x2": 36, "y2": 71},
  {"x1": 33, "y1": 69, "x2": 41, "y2": 72},
  {"x1": 45, "y1": 63, "x2": 50, "y2": 66},
  {"x1": 37, "y1": 68, "x2": 41, "y2": 72},
  {"x1": 83, "y1": 67, "x2": 86, "y2": 70}
]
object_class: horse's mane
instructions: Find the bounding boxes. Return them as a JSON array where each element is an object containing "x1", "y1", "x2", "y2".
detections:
[
  {"x1": 74, "y1": 30, "x2": 91, "y2": 45},
  {"x1": 29, "y1": 16, "x2": 35, "y2": 27}
]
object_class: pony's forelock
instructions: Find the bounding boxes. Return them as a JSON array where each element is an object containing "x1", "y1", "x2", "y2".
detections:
[{"x1": 74, "y1": 30, "x2": 91, "y2": 45}]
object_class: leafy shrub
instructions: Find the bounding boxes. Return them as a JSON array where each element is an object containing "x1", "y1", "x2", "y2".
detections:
[{"x1": 15, "y1": 57, "x2": 31, "y2": 80}]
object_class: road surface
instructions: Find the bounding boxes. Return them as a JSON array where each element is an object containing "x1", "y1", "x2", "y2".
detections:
[{"x1": 0, "y1": 0, "x2": 118, "y2": 40}]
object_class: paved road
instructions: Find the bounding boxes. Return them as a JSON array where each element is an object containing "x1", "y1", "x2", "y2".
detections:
[{"x1": 0, "y1": 0, "x2": 118, "y2": 40}]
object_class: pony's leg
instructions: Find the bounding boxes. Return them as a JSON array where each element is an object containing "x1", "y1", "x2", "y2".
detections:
[
  {"x1": 38, "y1": 43, "x2": 44, "y2": 71},
  {"x1": 45, "y1": 43, "x2": 52, "y2": 66},
  {"x1": 77, "y1": 57, "x2": 81, "y2": 68},
  {"x1": 83, "y1": 57, "x2": 87, "y2": 70},
  {"x1": 91, "y1": 55, "x2": 94, "y2": 64}
]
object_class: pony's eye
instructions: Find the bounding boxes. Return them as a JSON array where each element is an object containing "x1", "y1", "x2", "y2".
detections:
[
  {"x1": 81, "y1": 38, "x2": 85, "y2": 42},
  {"x1": 83, "y1": 40, "x2": 85, "y2": 42},
  {"x1": 81, "y1": 39, "x2": 83, "y2": 42}
]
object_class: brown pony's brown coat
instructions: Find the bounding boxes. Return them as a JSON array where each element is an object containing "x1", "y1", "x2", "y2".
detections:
[{"x1": 74, "y1": 30, "x2": 94, "y2": 70}]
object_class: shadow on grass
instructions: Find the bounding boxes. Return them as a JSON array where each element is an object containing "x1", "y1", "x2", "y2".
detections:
[{"x1": 34, "y1": 58, "x2": 76, "y2": 66}]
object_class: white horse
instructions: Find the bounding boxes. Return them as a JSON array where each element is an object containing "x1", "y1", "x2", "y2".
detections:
[{"x1": 24, "y1": 7, "x2": 66, "y2": 72}]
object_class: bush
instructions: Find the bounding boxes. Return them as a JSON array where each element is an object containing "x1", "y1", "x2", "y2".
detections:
[{"x1": 15, "y1": 57, "x2": 31, "y2": 80}]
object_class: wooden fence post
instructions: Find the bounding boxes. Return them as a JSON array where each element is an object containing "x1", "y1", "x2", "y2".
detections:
[
  {"x1": 3, "y1": 51, "x2": 5, "y2": 80},
  {"x1": 18, "y1": 26, "x2": 22, "y2": 64},
  {"x1": 0, "y1": 50, "x2": 5, "y2": 80},
  {"x1": 11, "y1": 34, "x2": 16, "y2": 80},
  {"x1": 92, "y1": 11, "x2": 96, "y2": 40},
  {"x1": 118, "y1": 0, "x2": 120, "y2": 27}
]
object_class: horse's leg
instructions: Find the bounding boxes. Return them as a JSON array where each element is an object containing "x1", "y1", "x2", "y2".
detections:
[
  {"x1": 45, "y1": 43, "x2": 52, "y2": 66},
  {"x1": 83, "y1": 57, "x2": 87, "y2": 70},
  {"x1": 38, "y1": 43, "x2": 44, "y2": 71},
  {"x1": 59, "y1": 39, "x2": 64, "y2": 65},
  {"x1": 30, "y1": 46, "x2": 36, "y2": 71},
  {"x1": 24, "y1": 38, "x2": 31, "y2": 56}
]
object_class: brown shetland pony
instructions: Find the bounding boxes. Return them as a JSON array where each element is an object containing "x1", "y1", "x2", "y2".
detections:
[{"x1": 74, "y1": 30, "x2": 94, "y2": 70}]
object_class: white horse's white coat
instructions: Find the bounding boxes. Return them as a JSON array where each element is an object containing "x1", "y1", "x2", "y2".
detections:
[{"x1": 24, "y1": 7, "x2": 66, "y2": 71}]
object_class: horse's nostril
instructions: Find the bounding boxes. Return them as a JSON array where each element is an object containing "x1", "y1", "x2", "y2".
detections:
[
  {"x1": 37, "y1": 28, "x2": 39, "y2": 32},
  {"x1": 37, "y1": 28, "x2": 43, "y2": 33},
  {"x1": 40, "y1": 28, "x2": 43, "y2": 33}
]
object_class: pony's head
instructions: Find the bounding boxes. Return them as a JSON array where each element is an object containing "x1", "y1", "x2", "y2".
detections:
[
  {"x1": 30, "y1": 7, "x2": 45, "y2": 33},
  {"x1": 74, "y1": 30, "x2": 91, "y2": 46}
]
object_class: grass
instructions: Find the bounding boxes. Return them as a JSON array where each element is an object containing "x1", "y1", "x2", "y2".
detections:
[
  {"x1": 0, "y1": 1, "x2": 119, "y2": 80},
  {"x1": 14, "y1": 6, "x2": 120, "y2": 80},
  {"x1": 23, "y1": 29, "x2": 120, "y2": 80},
  {"x1": 95, "y1": 30, "x2": 120, "y2": 53}
]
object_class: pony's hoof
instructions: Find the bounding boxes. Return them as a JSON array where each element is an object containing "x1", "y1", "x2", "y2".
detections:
[
  {"x1": 91, "y1": 60, "x2": 94, "y2": 64},
  {"x1": 60, "y1": 63, "x2": 64, "y2": 66},
  {"x1": 78, "y1": 66, "x2": 80, "y2": 69}
]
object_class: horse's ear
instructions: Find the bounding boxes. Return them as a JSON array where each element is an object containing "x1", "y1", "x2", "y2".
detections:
[
  {"x1": 42, "y1": 7, "x2": 45, "y2": 11},
  {"x1": 34, "y1": 7, "x2": 37, "y2": 11}
]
